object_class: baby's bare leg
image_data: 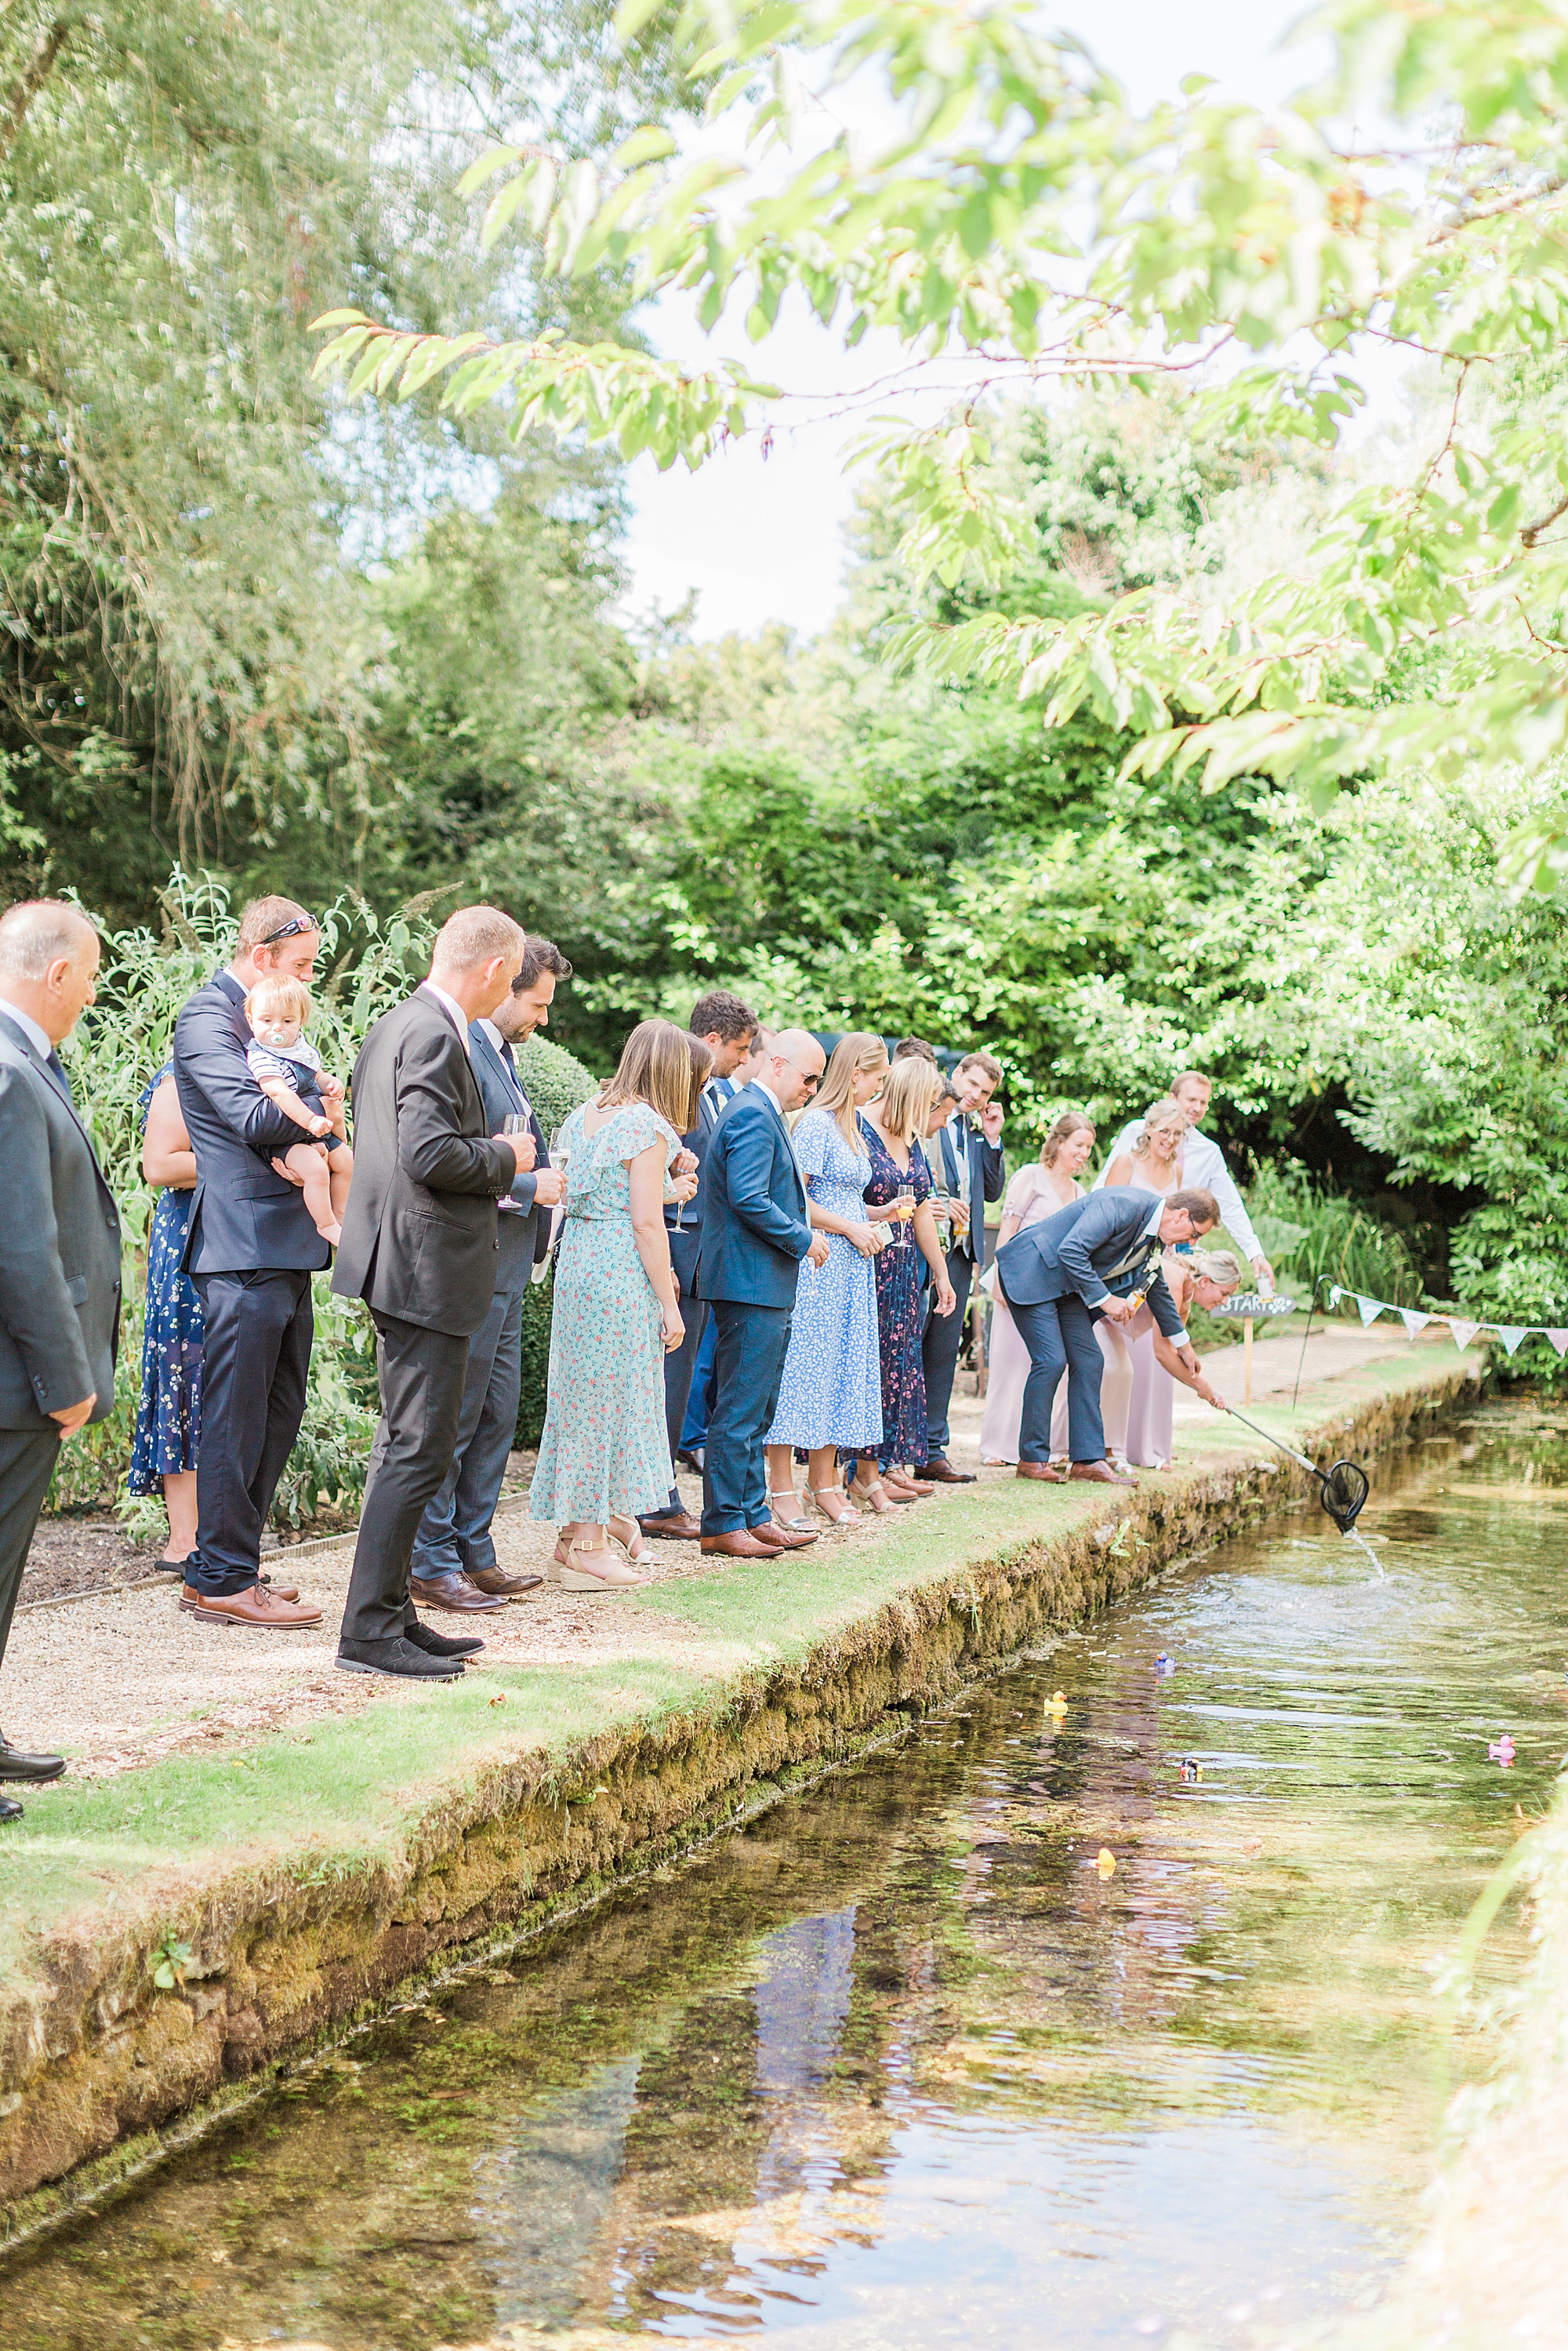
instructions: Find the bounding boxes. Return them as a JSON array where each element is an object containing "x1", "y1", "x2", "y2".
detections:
[
  {"x1": 283, "y1": 1142, "x2": 341, "y2": 1243},
  {"x1": 326, "y1": 1143, "x2": 354, "y2": 1222}
]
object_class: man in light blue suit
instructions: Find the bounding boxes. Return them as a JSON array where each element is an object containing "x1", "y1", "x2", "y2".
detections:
[
  {"x1": 697, "y1": 1028, "x2": 829, "y2": 1557},
  {"x1": 995, "y1": 1184, "x2": 1224, "y2": 1486},
  {"x1": 407, "y1": 936, "x2": 570, "y2": 1612}
]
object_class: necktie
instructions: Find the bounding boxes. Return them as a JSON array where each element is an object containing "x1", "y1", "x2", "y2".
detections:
[
  {"x1": 46, "y1": 1049, "x2": 74, "y2": 1106},
  {"x1": 497, "y1": 1037, "x2": 532, "y2": 1117}
]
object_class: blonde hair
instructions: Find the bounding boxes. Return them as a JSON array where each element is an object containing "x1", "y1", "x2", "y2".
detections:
[
  {"x1": 600, "y1": 1017, "x2": 706, "y2": 1133},
  {"x1": 1132, "y1": 1097, "x2": 1186, "y2": 1158},
  {"x1": 815, "y1": 1030, "x2": 888, "y2": 1150},
  {"x1": 245, "y1": 974, "x2": 313, "y2": 1029},
  {"x1": 873, "y1": 1054, "x2": 942, "y2": 1148},
  {"x1": 1195, "y1": 1248, "x2": 1243, "y2": 1289}
]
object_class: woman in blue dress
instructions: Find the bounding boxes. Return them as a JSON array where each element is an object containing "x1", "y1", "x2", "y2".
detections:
[
  {"x1": 128, "y1": 1066, "x2": 203, "y2": 1572},
  {"x1": 852, "y1": 1055, "x2": 956, "y2": 1512},
  {"x1": 764, "y1": 1033, "x2": 890, "y2": 1528}
]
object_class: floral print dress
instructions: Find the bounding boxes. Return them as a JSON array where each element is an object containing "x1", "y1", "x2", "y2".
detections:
[
  {"x1": 765, "y1": 1107, "x2": 883, "y2": 1451},
  {"x1": 127, "y1": 1066, "x2": 204, "y2": 1495},
  {"x1": 858, "y1": 1115, "x2": 933, "y2": 1468},
  {"x1": 529, "y1": 1099, "x2": 681, "y2": 1524}
]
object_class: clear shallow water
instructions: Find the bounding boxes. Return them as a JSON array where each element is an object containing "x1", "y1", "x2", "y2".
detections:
[{"x1": 9, "y1": 1402, "x2": 1568, "y2": 2351}]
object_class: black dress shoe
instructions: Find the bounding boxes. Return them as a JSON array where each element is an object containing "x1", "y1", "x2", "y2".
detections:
[
  {"x1": 403, "y1": 1619, "x2": 485, "y2": 1659},
  {"x1": 675, "y1": 1448, "x2": 705, "y2": 1474},
  {"x1": 0, "y1": 1735, "x2": 65, "y2": 1783},
  {"x1": 154, "y1": 1549, "x2": 197, "y2": 1576},
  {"x1": 0, "y1": 1793, "x2": 22, "y2": 1823},
  {"x1": 335, "y1": 1637, "x2": 464, "y2": 1681}
]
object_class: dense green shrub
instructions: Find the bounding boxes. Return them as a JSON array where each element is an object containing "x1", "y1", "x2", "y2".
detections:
[{"x1": 513, "y1": 1035, "x2": 600, "y2": 1451}]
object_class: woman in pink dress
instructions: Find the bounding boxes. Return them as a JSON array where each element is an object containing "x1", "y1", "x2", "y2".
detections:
[
  {"x1": 1102, "y1": 1099, "x2": 1189, "y2": 1466},
  {"x1": 1119, "y1": 1248, "x2": 1243, "y2": 1464},
  {"x1": 979, "y1": 1114, "x2": 1094, "y2": 1465}
]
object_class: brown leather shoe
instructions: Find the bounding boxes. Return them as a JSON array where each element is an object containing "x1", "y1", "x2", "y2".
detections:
[
  {"x1": 180, "y1": 1582, "x2": 324, "y2": 1629},
  {"x1": 464, "y1": 1564, "x2": 545, "y2": 1597},
  {"x1": 1017, "y1": 1461, "x2": 1066, "y2": 1483},
  {"x1": 1068, "y1": 1459, "x2": 1137, "y2": 1487},
  {"x1": 699, "y1": 1530, "x2": 779, "y2": 1558},
  {"x1": 260, "y1": 1575, "x2": 300, "y2": 1602},
  {"x1": 637, "y1": 1510, "x2": 702, "y2": 1541},
  {"x1": 749, "y1": 1521, "x2": 818, "y2": 1550},
  {"x1": 408, "y1": 1571, "x2": 506, "y2": 1614},
  {"x1": 916, "y1": 1457, "x2": 976, "y2": 1484}
]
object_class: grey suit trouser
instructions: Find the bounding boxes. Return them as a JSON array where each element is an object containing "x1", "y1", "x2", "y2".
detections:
[
  {"x1": 0, "y1": 1427, "x2": 62, "y2": 1678},
  {"x1": 341, "y1": 1312, "x2": 471, "y2": 1645},
  {"x1": 409, "y1": 1284, "x2": 525, "y2": 1580}
]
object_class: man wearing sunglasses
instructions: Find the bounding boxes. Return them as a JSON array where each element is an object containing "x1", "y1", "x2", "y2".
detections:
[{"x1": 171, "y1": 896, "x2": 334, "y2": 1629}]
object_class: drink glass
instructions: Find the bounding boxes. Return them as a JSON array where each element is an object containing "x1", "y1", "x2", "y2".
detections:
[
  {"x1": 502, "y1": 1113, "x2": 528, "y2": 1137},
  {"x1": 896, "y1": 1182, "x2": 916, "y2": 1244}
]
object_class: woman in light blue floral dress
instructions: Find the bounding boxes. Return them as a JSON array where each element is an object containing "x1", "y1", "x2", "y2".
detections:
[
  {"x1": 530, "y1": 1019, "x2": 706, "y2": 1591},
  {"x1": 764, "y1": 1033, "x2": 888, "y2": 1528}
]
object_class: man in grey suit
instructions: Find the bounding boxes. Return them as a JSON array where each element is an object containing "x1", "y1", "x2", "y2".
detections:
[
  {"x1": 0, "y1": 901, "x2": 122, "y2": 1822},
  {"x1": 407, "y1": 935, "x2": 570, "y2": 1612},
  {"x1": 995, "y1": 1184, "x2": 1224, "y2": 1486},
  {"x1": 332, "y1": 906, "x2": 531, "y2": 1681}
]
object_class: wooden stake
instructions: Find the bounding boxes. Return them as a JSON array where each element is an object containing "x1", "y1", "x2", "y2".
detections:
[{"x1": 1244, "y1": 1315, "x2": 1254, "y2": 1404}]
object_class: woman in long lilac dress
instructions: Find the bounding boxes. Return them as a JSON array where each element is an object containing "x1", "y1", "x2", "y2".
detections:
[{"x1": 1102, "y1": 1099, "x2": 1187, "y2": 1466}]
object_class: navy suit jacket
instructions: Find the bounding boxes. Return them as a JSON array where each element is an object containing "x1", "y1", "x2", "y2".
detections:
[
  {"x1": 930, "y1": 1116, "x2": 1006, "y2": 1266},
  {"x1": 697, "y1": 1085, "x2": 811, "y2": 1310},
  {"x1": 666, "y1": 1074, "x2": 732, "y2": 1298},
  {"x1": 995, "y1": 1186, "x2": 1185, "y2": 1338},
  {"x1": 173, "y1": 970, "x2": 330, "y2": 1276},
  {"x1": 468, "y1": 1021, "x2": 550, "y2": 1295}
]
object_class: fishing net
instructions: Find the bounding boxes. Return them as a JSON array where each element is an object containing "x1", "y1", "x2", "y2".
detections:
[{"x1": 1319, "y1": 1459, "x2": 1370, "y2": 1531}]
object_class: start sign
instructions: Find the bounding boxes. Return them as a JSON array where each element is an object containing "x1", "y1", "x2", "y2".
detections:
[{"x1": 1211, "y1": 1293, "x2": 1297, "y2": 1320}]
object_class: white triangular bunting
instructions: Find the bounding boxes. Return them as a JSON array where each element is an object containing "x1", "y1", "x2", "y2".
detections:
[
  {"x1": 1449, "y1": 1319, "x2": 1480, "y2": 1350},
  {"x1": 1547, "y1": 1329, "x2": 1568, "y2": 1357},
  {"x1": 1357, "y1": 1293, "x2": 1384, "y2": 1325},
  {"x1": 1328, "y1": 1285, "x2": 1343, "y2": 1308},
  {"x1": 1495, "y1": 1324, "x2": 1528, "y2": 1357},
  {"x1": 1399, "y1": 1309, "x2": 1431, "y2": 1338}
]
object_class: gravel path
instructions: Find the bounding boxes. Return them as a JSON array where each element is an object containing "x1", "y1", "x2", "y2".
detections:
[{"x1": 0, "y1": 1326, "x2": 1436, "y2": 1779}]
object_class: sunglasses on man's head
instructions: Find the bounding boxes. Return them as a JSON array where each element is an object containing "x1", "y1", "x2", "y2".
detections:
[{"x1": 261, "y1": 914, "x2": 318, "y2": 945}]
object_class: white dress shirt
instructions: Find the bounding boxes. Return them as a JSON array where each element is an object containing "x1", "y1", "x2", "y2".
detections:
[
  {"x1": 419, "y1": 979, "x2": 471, "y2": 1052},
  {"x1": 1094, "y1": 1119, "x2": 1263, "y2": 1263}
]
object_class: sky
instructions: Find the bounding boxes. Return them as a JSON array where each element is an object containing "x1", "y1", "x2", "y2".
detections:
[{"x1": 617, "y1": 0, "x2": 1327, "y2": 641}]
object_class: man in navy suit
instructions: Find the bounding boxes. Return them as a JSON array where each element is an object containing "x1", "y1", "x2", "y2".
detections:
[
  {"x1": 408, "y1": 935, "x2": 571, "y2": 1612},
  {"x1": 995, "y1": 1185, "x2": 1224, "y2": 1486},
  {"x1": 640, "y1": 987, "x2": 759, "y2": 1543},
  {"x1": 917, "y1": 1048, "x2": 1006, "y2": 1480},
  {"x1": 172, "y1": 896, "x2": 335, "y2": 1629},
  {"x1": 697, "y1": 1028, "x2": 829, "y2": 1558}
]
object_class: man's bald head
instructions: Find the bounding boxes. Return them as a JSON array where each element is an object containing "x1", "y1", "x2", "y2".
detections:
[
  {"x1": 765, "y1": 1027, "x2": 826, "y2": 1113},
  {"x1": 0, "y1": 899, "x2": 100, "y2": 1044}
]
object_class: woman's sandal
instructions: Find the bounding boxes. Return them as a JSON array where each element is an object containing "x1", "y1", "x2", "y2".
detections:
[
  {"x1": 808, "y1": 1486, "x2": 862, "y2": 1527},
  {"x1": 552, "y1": 1537, "x2": 643, "y2": 1592},
  {"x1": 769, "y1": 1488, "x2": 816, "y2": 1533},
  {"x1": 607, "y1": 1513, "x2": 652, "y2": 1566},
  {"x1": 884, "y1": 1470, "x2": 935, "y2": 1498},
  {"x1": 848, "y1": 1477, "x2": 902, "y2": 1513}
]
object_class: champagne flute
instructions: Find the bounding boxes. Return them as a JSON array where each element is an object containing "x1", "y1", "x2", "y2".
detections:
[{"x1": 896, "y1": 1181, "x2": 916, "y2": 1244}]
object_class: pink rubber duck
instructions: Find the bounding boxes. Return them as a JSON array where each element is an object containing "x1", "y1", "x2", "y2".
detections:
[{"x1": 1488, "y1": 1735, "x2": 1516, "y2": 1767}]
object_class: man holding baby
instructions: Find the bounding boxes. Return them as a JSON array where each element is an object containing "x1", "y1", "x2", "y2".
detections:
[{"x1": 172, "y1": 896, "x2": 337, "y2": 1628}]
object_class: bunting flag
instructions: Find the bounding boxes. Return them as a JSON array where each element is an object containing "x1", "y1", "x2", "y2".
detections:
[{"x1": 1312, "y1": 1287, "x2": 1568, "y2": 1350}]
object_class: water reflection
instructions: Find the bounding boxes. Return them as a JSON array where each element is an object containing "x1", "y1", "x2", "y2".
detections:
[{"x1": 9, "y1": 1404, "x2": 1566, "y2": 2350}]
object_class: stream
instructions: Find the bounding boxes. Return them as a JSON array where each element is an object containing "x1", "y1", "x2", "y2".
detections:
[{"x1": 8, "y1": 1399, "x2": 1568, "y2": 2350}]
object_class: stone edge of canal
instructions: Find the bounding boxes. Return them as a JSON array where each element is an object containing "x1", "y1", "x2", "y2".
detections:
[{"x1": 0, "y1": 1351, "x2": 1490, "y2": 2260}]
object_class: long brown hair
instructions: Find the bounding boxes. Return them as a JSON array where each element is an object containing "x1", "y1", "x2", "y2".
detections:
[
  {"x1": 815, "y1": 1030, "x2": 888, "y2": 1150},
  {"x1": 1040, "y1": 1111, "x2": 1094, "y2": 1169},
  {"x1": 600, "y1": 1019, "x2": 710, "y2": 1132}
]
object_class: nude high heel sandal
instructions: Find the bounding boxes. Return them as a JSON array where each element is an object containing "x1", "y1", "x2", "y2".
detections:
[
  {"x1": 770, "y1": 1488, "x2": 816, "y2": 1533},
  {"x1": 808, "y1": 1486, "x2": 862, "y2": 1527},
  {"x1": 847, "y1": 1476, "x2": 900, "y2": 1513},
  {"x1": 606, "y1": 1513, "x2": 652, "y2": 1566},
  {"x1": 552, "y1": 1538, "x2": 643, "y2": 1591}
]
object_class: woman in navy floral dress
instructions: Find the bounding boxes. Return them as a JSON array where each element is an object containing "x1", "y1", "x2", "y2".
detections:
[
  {"x1": 128, "y1": 1064, "x2": 203, "y2": 1572},
  {"x1": 853, "y1": 1057, "x2": 956, "y2": 1510}
]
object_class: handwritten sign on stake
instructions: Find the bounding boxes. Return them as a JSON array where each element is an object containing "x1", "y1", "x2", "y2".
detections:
[{"x1": 1210, "y1": 1293, "x2": 1298, "y2": 1403}]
